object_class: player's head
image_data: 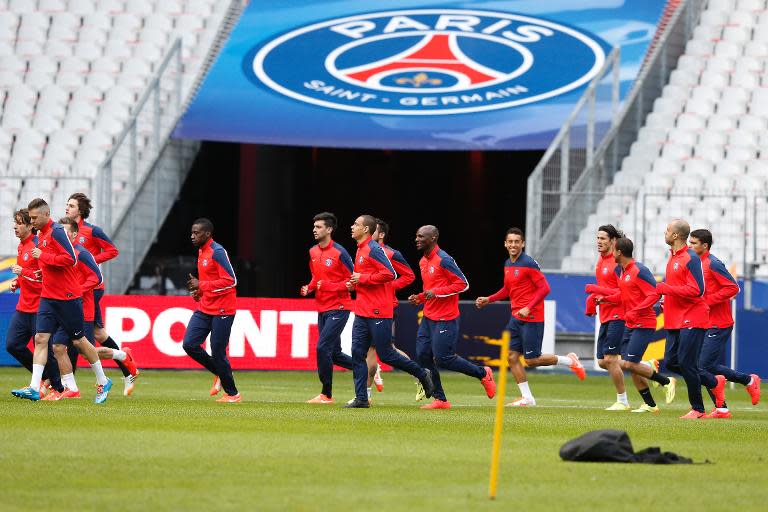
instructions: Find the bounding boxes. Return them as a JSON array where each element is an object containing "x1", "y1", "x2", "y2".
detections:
[
  {"x1": 689, "y1": 228, "x2": 712, "y2": 256},
  {"x1": 13, "y1": 208, "x2": 33, "y2": 240},
  {"x1": 664, "y1": 219, "x2": 690, "y2": 247},
  {"x1": 66, "y1": 192, "x2": 92, "y2": 221},
  {"x1": 351, "y1": 214, "x2": 377, "y2": 242},
  {"x1": 613, "y1": 237, "x2": 633, "y2": 264},
  {"x1": 504, "y1": 227, "x2": 525, "y2": 258},
  {"x1": 312, "y1": 212, "x2": 337, "y2": 242},
  {"x1": 58, "y1": 216, "x2": 79, "y2": 242},
  {"x1": 415, "y1": 225, "x2": 439, "y2": 253},
  {"x1": 597, "y1": 224, "x2": 622, "y2": 254},
  {"x1": 373, "y1": 218, "x2": 389, "y2": 245},
  {"x1": 191, "y1": 218, "x2": 214, "y2": 248},
  {"x1": 27, "y1": 198, "x2": 50, "y2": 231}
]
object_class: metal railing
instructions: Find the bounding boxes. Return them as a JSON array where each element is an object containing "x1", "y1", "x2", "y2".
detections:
[
  {"x1": 560, "y1": 188, "x2": 760, "y2": 277},
  {"x1": 526, "y1": 0, "x2": 707, "y2": 268},
  {"x1": 97, "y1": 37, "x2": 183, "y2": 234}
]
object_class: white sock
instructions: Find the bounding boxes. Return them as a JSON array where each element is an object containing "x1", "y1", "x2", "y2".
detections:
[
  {"x1": 90, "y1": 360, "x2": 108, "y2": 385},
  {"x1": 367, "y1": 387, "x2": 372, "y2": 400},
  {"x1": 518, "y1": 381, "x2": 535, "y2": 402},
  {"x1": 62, "y1": 373, "x2": 78, "y2": 392},
  {"x1": 30, "y1": 363, "x2": 44, "y2": 390},
  {"x1": 556, "y1": 355, "x2": 573, "y2": 366},
  {"x1": 617, "y1": 392, "x2": 629, "y2": 406},
  {"x1": 748, "y1": 377, "x2": 754, "y2": 387},
  {"x1": 112, "y1": 349, "x2": 127, "y2": 361},
  {"x1": 717, "y1": 407, "x2": 729, "y2": 413}
]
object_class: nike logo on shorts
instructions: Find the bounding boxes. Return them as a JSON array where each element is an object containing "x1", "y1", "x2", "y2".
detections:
[
  {"x1": 707, "y1": 334, "x2": 717, "y2": 338},
  {"x1": 375, "y1": 321, "x2": 383, "y2": 325},
  {"x1": 608, "y1": 346, "x2": 616, "y2": 350},
  {"x1": 331, "y1": 317, "x2": 340, "y2": 320},
  {"x1": 439, "y1": 330, "x2": 447, "y2": 334},
  {"x1": 525, "y1": 351, "x2": 533, "y2": 355},
  {"x1": 628, "y1": 354, "x2": 636, "y2": 357},
  {"x1": 74, "y1": 331, "x2": 83, "y2": 337}
]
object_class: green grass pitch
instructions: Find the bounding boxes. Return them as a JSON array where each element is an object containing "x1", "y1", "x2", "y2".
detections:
[{"x1": 1, "y1": 368, "x2": 766, "y2": 511}]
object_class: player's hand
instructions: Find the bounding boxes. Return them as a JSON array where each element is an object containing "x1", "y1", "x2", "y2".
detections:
[
  {"x1": 407, "y1": 294, "x2": 421, "y2": 305},
  {"x1": 625, "y1": 310, "x2": 638, "y2": 325},
  {"x1": 187, "y1": 273, "x2": 199, "y2": 291},
  {"x1": 300, "y1": 285, "x2": 309, "y2": 296},
  {"x1": 349, "y1": 272, "x2": 361, "y2": 284},
  {"x1": 516, "y1": 306, "x2": 531, "y2": 318},
  {"x1": 191, "y1": 289, "x2": 201, "y2": 302},
  {"x1": 475, "y1": 297, "x2": 489, "y2": 309},
  {"x1": 423, "y1": 289, "x2": 435, "y2": 300},
  {"x1": 594, "y1": 295, "x2": 604, "y2": 304},
  {"x1": 9, "y1": 279, "x2": 18, "y2": 292},
  {"x1": 33, "y1": 269, "x2": 42, "y2": 280},
  {"x1": 345, "y1": 281, "x2": 355, "y2": 292},
  {"x1": 31, "y1": 248, "x2": 42, "y2": 259},
  {"x1": 11, "y1": 264, "x2": 22, "y2": 275}
]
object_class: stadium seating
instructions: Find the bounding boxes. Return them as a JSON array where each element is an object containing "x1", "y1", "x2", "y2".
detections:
[
  {"x1": 0, "y1": 0, "x2": 231, "y2": 255},
  {"x1": 563, "y1": 0, "x2": 768, "y2": 277}
]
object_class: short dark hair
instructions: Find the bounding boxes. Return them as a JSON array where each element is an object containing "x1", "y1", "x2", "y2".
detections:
[
  {"x1": 313, "y1": 212, "x2": 337, "y2": 231},
  {"x1": 360, "y1": 214, "x2": 377, "y2": 235},
  {"x1": 14, "y1": 208, "x2": 31, "y2": 225},
  {"x1": 68, "y1": 192, "x2": 93, "y2": 219},
  {"x1": 28, "y1": 198, "x2": 49, "y2": 212},
  {"x1": 598, "y1": 224, "x2": 622, "y2": 239},
  {"x1": 506, "y1": 227, "x2": 525, "y2": 241},
  {"x1": 58, "y1": 217, "x2": 79, "y2": 233},
  {"x1": 615, "y1": 237, "x2": 633, "y2": 258},
  {"x1": 375, "y1": 218, "x2": 389, "y2": 242},
  {"x1": 690, "y1": 229, "x2": 713, "y2": 249},
  {"x1": 192, "y1": 218, "x2": 214, "y2": 234}
]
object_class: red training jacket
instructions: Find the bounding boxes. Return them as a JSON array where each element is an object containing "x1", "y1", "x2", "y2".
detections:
[
  {"x1": 487, "y1": 253, "x2": 549, "y2": 323},
  {"x1": 74, "y1": 245, "x2": 103, "y2": 321},
  {"x1": 658, "y1": 245, "x2": 709, "y2": 329},
  {"x1": 701, "y1": 251, "x2": 739, "y2": 328},
  {"x1": 383, "y1": 244, "x2": 415, "y2": 309},
  {"x1": 593, "y1": 252, "x2": 623, "y2": 323},
  {"x1": 352, "y1": 237, "x2": 396, "y2": 318},
  {"x1": 416, "y1": 245, "x2": 468, "y2": 321},
  {"x1": 14, "y1": 233, "x2": 42, "y2": 313},
  {"x1": 37, "y1": 219, "x2": 81, "y2": 300},
  {"x1": 305, "y1": 241, "x2": 354, "y2": 313},
  {"x1": 197, "y1": 238, "x2": 237, "y2": 316},
  {"x1": 603, "y1": 260, "x2": 659, "y2": 329},
  {"x1": 77, "y1": 219, "x2": 119, "y2": 291}
]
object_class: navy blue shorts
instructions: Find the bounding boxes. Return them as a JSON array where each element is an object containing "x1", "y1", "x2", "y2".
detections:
[
  {"x1": 596, "y1": 320, "x2": 625, "y2": 359},
  {"x1": 93, "y1": 289, "x2": 104, "y2": 328},
  {"x1": 52, "y1": 321, "x2": 94, "y2": 346},
  {"x1": 699, "y1": 327, "x2": 731, "y2": 368},
  {"x1": 621, "y1": 328, "x2": 655, "y2": 363},
  {"x1": 36, "y1": 298, "x2": 85, "y2": 341},
  {"x1": 505, "y1": 317, "x2": 544, "y2": 359}
]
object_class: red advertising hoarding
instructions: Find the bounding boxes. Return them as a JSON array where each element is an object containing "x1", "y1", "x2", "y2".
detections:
[{"x1": 98, "y1": 295, "x2": 359, "y2": 370}]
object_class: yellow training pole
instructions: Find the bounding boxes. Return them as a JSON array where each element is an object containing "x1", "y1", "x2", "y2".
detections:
[{"x1": 488, "y1": 330, "x2": 510, "y2": 500}]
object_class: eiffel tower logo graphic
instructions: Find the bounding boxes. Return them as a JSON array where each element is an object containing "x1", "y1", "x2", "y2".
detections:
[{"x1": 339, "y1": 33, "x2": 505, "y2": 90}]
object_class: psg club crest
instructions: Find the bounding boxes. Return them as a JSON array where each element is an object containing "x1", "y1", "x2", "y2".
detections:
[
  {"x1": 202, "y1": 259, "x2": 208, "y2": 267},
  {"x1": 79, "y1": 236, "x2": 86, "y2": 244},
  {"x1": 429, "y1": 265, "x2": 435, "y2": 274},
  {"x1": 514, "y1": 269, "x2": 520, "y2": 277},
  {"x1": 252, "y1": 9, "x2": 607, "y2": 115},
  {"x1": 674, "y1": 262, "x2": 679, "y2": 271},
  {"x1": 42, "y1": 240, "x2": 47, "y2": 247},
  {"x1": 324, "y1": 258, "x2": 333, "y2": 267},
  {"x1": 602, "y1": 267, "x2": 608, "y2": 275},
  {"x1": 625, "y1": 274, "x2": 631, "y2": 281},
  {"x1": 23, "y1": 252, "x2": 29, "y2": 261},
  {"x1": 359, "y1": 256, "x2": 364, "y2": 263}
]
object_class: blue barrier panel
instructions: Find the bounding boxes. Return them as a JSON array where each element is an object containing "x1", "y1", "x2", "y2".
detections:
[
  {"x1": 0, "y1": 293, "x2": 21, "y2": 366},
  {"x1": 735, "y1": 309, "x2": 768, "y2": 378},
  {"x1": 175, "y1": 0, "x2": 668, "y2": 150}
]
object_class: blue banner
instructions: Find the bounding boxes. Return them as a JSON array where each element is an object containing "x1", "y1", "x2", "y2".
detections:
[{"x1": 175, "y1": 0, "x2": 668, "y2": 150}]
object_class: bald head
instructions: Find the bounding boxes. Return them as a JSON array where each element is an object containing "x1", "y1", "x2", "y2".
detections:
[
  {"x1": 415, "y1": 225, "x2": 439, "y2": 252},
  {"x1": 665, "y1": 218, "x2": 691, "y2": 249}
]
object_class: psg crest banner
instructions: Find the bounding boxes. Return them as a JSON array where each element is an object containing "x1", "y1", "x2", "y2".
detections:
[{"x1": 174, "y1": 0, "x2": 669, "y2": 150}]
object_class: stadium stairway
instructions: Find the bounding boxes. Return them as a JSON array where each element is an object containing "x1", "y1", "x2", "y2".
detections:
[
  {"x1": 0, "y1": 0, "x2": 246, "y2": 292},
  {"x1": 561, "y1": 0, "x2": 768, "y2": 277}
]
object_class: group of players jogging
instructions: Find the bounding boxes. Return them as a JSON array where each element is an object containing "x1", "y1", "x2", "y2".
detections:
[{"x1": 7, "y1": 200, "x2": 761, "y2": 417}]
